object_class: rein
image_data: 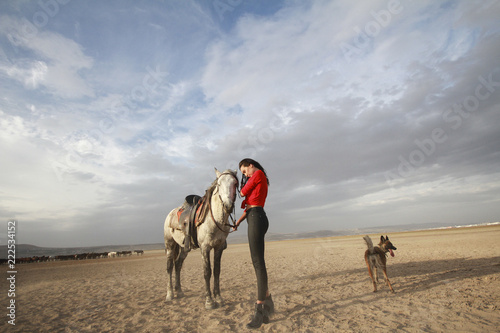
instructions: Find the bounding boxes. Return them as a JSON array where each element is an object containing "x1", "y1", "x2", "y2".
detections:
[{"x1": 197, "y1": 171, "x2": 238, "y2": 234}]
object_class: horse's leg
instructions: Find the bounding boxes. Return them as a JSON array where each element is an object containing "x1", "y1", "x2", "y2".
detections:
[
  {"x1": 174, "y1": 248, "x2": 188, "y2": 298},
  {"x1": 213, "y1": 245, "x2": 224, "y2": 306},
  {"x1": 165, "y1": 241, "x2": 178, "y2": 301},
  {"x1": 201, "y1": 245, "x2": 217, "y2": 309}
]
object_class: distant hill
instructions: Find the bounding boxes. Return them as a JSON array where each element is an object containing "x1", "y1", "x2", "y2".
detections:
[
  {"x1": 231, "y1": 221, "x2": 500, "y2": 243},
  {"x1": 2, "y1": 221, "x2": 497, "y2": 258}
]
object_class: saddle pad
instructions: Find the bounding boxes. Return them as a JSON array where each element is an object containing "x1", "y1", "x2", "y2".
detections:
[{"x1": 177, "y1": 208, "x2": 184, "y2": 221}]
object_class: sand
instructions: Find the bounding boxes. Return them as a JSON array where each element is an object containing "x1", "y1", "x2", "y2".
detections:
[{"x1": 2, "y1": 225, "x2": 499, "y2": 332}]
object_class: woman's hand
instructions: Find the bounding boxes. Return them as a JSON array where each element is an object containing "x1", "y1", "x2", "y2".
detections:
[{"x1": 233, "y1": 212, "x2": 247, "y2": 231}]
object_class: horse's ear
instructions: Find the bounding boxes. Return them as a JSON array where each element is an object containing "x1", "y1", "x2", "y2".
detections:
[
  {"x1": 214, "y1": 168, "x2": 221, "y2": 177},
  {"x1": 234, "y1": 169, "x2": 238, "y2": 175}
]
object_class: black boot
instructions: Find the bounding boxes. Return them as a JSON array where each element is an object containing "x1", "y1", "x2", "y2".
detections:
[
  {"x1": 264, "y1": 294, "x2": 274, "y2": 316},
  {"x1": 246, "y1": 303, "x2": 268, "y2": 329}
]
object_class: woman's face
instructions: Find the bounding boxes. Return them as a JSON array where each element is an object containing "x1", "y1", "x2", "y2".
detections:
[{"x1": 240, "y1": 164, "x2": 256, "y2": 178}]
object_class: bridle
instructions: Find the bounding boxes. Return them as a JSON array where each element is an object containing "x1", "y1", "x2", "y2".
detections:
[{"x1": 209, "y1": 171, "x2": 239, "y2": 234}]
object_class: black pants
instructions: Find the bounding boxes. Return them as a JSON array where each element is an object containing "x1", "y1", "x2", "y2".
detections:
[{"x1": 247, "y1": 207, "x2": 269, "y2": 301}]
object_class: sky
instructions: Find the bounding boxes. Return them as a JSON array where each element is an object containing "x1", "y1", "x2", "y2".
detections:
[{"x1": 1, "y1": 0, "x2": 499, "y2": 247}]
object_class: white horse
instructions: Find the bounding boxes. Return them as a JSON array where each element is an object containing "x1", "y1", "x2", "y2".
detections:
[{"x1": 163, "y1": 168, "x2": 238, "y2": 309}]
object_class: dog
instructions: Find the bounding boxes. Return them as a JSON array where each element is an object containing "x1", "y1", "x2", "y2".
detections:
[{"x1": 363, "y1": 235, "x2": 397, "y2": 292}]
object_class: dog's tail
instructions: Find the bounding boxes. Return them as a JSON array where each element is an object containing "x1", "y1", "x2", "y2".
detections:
[{"x1": 363, "y1": 235, "x2": 374, "y2": 253}]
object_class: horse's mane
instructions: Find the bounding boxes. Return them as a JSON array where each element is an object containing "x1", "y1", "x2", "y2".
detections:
[
  {"x1": 206, "y1": 179, "x2": 218, "y2": 196},
  {"x1": 205, "y1": 170, "x2": 238, "y2": 198}
]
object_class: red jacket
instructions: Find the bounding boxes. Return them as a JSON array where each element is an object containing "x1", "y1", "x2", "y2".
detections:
[{"x1": 240, "y1": 169, "x2": 268, "y2": 210}]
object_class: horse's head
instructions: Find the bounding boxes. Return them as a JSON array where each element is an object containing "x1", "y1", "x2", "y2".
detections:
[{"x1": 214, "y1": 168, "x2": 238, "y2": 213}]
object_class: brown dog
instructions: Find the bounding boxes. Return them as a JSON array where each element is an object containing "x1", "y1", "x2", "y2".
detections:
[{"x1": 363, "y1": 235, "x2": 397, "y2": 292}]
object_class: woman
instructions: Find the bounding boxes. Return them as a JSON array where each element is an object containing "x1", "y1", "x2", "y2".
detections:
[{"x1": 233, "y1": 158, "x2": 274, "y2": 329}]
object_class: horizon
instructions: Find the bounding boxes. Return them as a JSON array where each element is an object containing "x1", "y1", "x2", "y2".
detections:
[{"x1": 7, "y1": 220, "x2": 499, "y2": 250}]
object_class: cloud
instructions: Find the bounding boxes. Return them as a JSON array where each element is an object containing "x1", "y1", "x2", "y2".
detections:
[
  {"x1": 4, "y1": 59, "x2": 47, "y2": 88},
  {"x1": 197, "y1": 0, "x2": 500, "y2": 230},
  {"x1": 0, "y1": 15, "x2": 94, "y2": 98}
]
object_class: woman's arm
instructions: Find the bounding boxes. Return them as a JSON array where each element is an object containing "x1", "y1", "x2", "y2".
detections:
[
  {"x1": 233, "y1": 211, "x2": 247, "y2": 231},
  {"x1": 240, "y1": 170, "x2": 263, "y2": 197}
]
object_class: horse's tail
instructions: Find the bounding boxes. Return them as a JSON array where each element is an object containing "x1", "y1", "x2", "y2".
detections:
[{"x1": 363, "y1": 235, "x2": 374, "y2": 253}]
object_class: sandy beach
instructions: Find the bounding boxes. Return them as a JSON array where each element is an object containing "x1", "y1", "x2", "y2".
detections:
[{"x1": 2, "y1": 225, "x2": 499, "y2": 332}]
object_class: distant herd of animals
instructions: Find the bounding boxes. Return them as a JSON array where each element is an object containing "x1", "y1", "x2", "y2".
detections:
[{"x1": 0, "y1": 249, "x2": 144, "y2": 264}]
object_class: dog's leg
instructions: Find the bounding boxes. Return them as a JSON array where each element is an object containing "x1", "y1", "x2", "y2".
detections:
[
  {"x1": 382, "y1": 267, "x2": 394, "y2": 293},
  {"x1": 365, "y1": 255, "x2": 377, "y2": 292}
]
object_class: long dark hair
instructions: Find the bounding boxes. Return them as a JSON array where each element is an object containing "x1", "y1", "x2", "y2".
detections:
[{"x1": 238, "y1": 158, "x2": 270, "y2": 191}]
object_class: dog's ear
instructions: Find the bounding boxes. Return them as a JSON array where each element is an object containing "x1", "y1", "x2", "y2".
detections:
[
  {"x1": 386, "y1": 235, "x2": 389, "y2": 240},
  {"x1": 380, "y1": 235, "x2": 385, "y2": 242}
]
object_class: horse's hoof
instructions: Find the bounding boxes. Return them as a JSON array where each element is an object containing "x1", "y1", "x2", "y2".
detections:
[
  {"x1": 166, "y1": 292, "x2": 174, "y2": 301},
  {"x1": 176, "y1": 291, "x2": 185, "y2": 298},
  {"x1": 205, "y1": 300, "x2": 219, "y2": 310},
  {"x1": 215, "y1": 296, "x2": 224, "y2": 306}
]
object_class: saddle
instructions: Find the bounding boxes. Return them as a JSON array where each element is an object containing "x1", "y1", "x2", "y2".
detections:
[{"x1": 176, "y1": 195, "x2": 202, "y2": 251}]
